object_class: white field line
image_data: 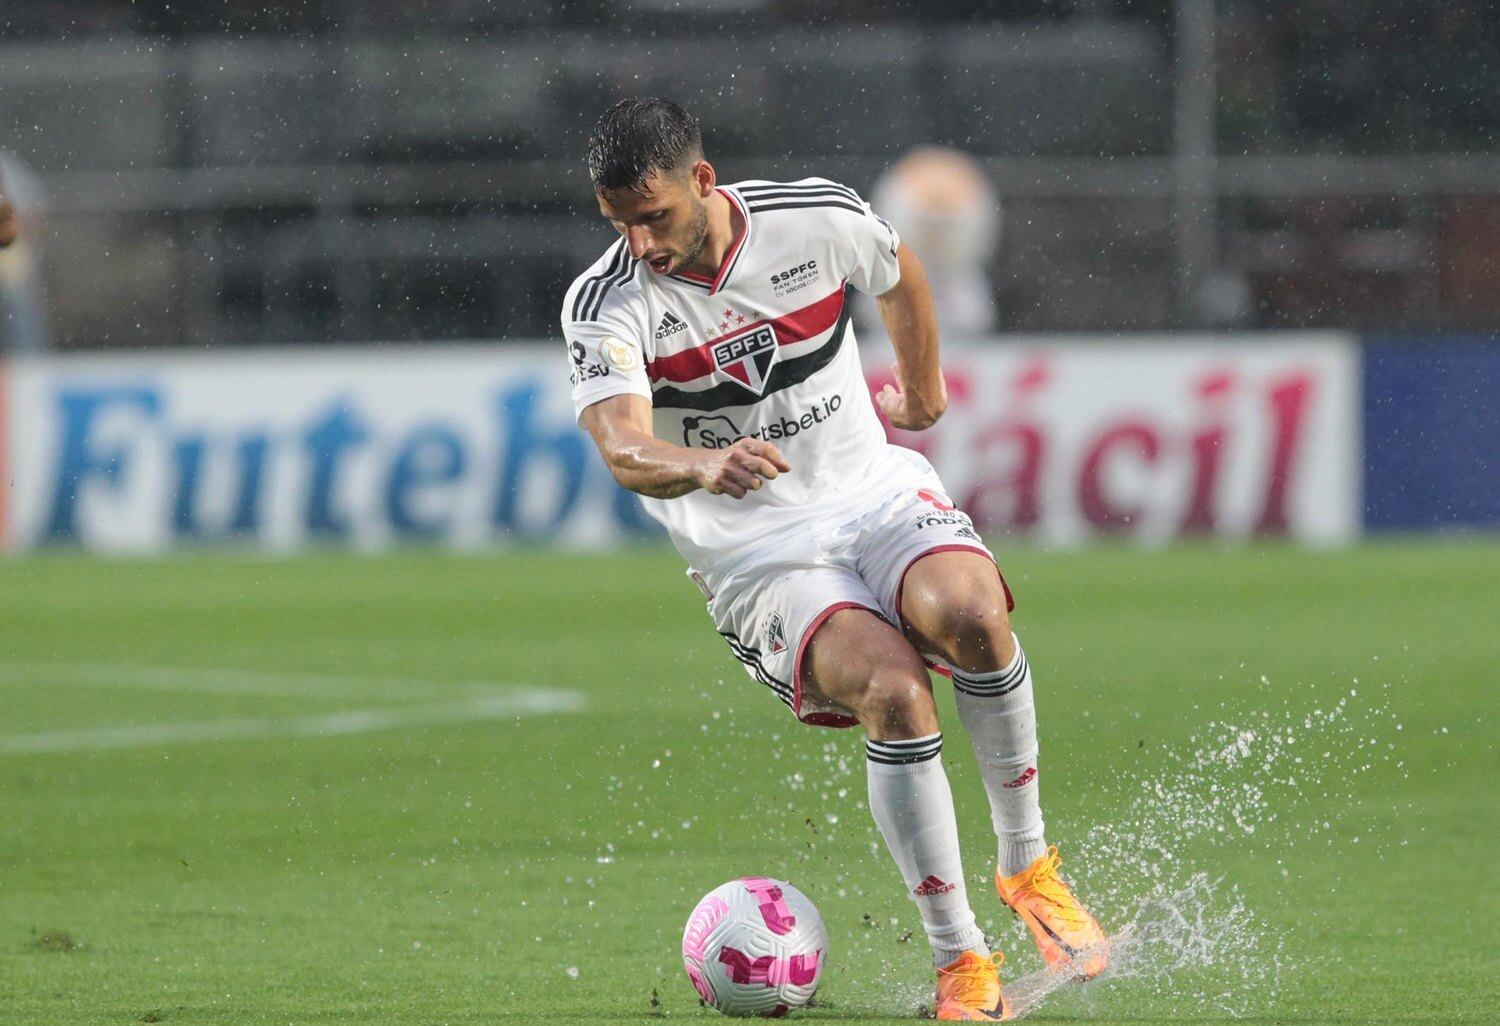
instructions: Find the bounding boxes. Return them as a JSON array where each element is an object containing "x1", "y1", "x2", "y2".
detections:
[
  {"x1": 0, "y1": 690, "x2": 585, "y2": 756},
  {"x1": 0, "y1": 662, "x2": 584, "y2": 755},
  {"x1": 0, "y1": 662, "x2": 529, "y2": 701}
]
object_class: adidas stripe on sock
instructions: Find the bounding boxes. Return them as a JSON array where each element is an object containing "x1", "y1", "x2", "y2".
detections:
[{"x1": 864, "y1": 733, "x2": 944, "y2": 765}]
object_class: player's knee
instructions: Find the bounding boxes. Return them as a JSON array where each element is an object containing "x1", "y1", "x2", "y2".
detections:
[
  {"x1": 857, "y1": 667, "x2": 937, "y2": 738},
  {"x1": 933, "y1": 593, "x2": 1013, "y2": 672}
]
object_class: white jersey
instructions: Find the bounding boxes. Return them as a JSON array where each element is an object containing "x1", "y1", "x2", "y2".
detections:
[{"x1": 563, "y1": 177, "x2": 927, "y2": 570}]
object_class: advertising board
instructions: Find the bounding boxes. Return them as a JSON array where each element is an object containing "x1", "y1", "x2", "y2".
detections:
[{"x1": 0, "y1": 335, "x2": 1361, "y2": 552}]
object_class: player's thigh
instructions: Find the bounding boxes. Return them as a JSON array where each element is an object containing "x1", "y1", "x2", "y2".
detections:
[
  {"x1": 857, "y1": 482, "x2": 1017, "y2": 671},
  {"x1": 703, "y1": 562, "x2": 917, "y2": 732},
  {"x1": 801, "y1": 606, "x2": 939, "y2": 741},
  {"x1": 898, "y1": 550, "x2": 1016, "y2": 669}
]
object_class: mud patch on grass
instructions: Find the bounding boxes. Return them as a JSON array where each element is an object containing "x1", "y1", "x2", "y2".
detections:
[{"x1": 30, "y1": 929, "x2": 80, "y2": 953}]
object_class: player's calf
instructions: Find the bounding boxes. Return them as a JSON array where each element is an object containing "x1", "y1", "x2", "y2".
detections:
[
  {"x1": 804, "y1": 609, "x2": 992, "y2": 974},
  {"x1": 947, "y1": 631, "x2": 1048, "y2": 878},
  {"x1": 895, "y1": 550, "x2": 1108, "y2": 976}
]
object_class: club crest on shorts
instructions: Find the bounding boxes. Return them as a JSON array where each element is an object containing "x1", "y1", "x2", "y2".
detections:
[
  {"x1": 712, "y1": 323, "x2": 778, "y2": 395},
  {"x1": 766, "y1": 612, "x2": 788, "y2": 654}
]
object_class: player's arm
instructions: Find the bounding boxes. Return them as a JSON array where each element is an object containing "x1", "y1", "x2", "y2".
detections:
[
  {"x1": 874, "y1": 242, "x2": 947, "y2": 431},
  {"x1": 579, "y1": 393, "x2": 791, "y2": 500}
]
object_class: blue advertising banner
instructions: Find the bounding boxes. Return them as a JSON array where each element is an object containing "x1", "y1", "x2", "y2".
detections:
[
  {"x1": 1363, "y1": 336, "x2": 1500, "y2": 531},
  {"x1": 0, "y1": 336, "x2": 1363, "y2": 552}
]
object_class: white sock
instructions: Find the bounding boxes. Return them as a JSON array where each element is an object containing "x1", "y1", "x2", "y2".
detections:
[
  {"x1": 952, "y1": 635, "x2": 1048, "y2": 878},
  {"x1": 865, "y1": 732, "x2": 989, "y2": 967}
]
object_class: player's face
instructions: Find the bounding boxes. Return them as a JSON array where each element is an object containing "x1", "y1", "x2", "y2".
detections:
[{"x1": 597, "y1": 164, "x2": 711, "y2": 276}]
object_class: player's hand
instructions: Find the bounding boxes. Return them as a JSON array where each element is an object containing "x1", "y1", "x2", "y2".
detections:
[
  {"x1": 697, "y1": 438, "x2": 791, "y2": 499},
  {"x1": 876, "y1": 363, "x2": 947, "y2": 431}
]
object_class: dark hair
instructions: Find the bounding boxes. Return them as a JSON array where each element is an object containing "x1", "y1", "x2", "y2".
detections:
[{"x1": 586, "y1": 98, "x2": 703, "y2": 193}]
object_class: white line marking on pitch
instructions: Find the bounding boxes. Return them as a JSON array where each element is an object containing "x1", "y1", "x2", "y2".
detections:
[
  {"x1": 0, "y1": 662, "x2": 536, "y2": 701},
  {"x1": 0, "y1": 691, "x2": 585, "y2": 756}
]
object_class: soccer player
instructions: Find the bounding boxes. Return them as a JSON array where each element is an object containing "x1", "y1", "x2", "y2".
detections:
[
  {"x1": 564, "y1": 99, "x2": 1107, "y2": 1021},
  {"x1": 0, "y1": 153, "x2": 50, "y2": 353}
]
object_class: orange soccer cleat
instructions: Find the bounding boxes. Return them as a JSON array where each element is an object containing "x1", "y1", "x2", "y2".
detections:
[
  {"x1": 934, "y1": 950, "x2": 1012, "y2": 1021},
  {"x1": 995, "y1": 846, "x2": 1109, "y2": 980}
]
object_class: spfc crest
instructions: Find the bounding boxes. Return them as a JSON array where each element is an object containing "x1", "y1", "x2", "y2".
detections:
[
  {"x1": 766, "y1": 612, "x2": 788, "y2": 654},
  {"x1": 711, "y1": 323, "x2": 778, "y2": 395}
]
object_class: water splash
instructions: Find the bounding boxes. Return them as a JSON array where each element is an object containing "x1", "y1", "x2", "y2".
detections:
[
  {"x1": 782, "y1": 676, "x2": 1404, "y2": 1019},
  {"x1": 1008, "y1": 873, "x2": 1273, "y2": 1019},
  {"x1": 1080, "y1": 686, "x2": 1401, "y2": 880},
  {"x1": 1011, "y1": 682, "x2": 1403, "y2": 1018}
]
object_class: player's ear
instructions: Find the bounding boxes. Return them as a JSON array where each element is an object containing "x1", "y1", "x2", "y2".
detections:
[{"x1": 690, "y1": 159, "x2": 716, "y2": 198}]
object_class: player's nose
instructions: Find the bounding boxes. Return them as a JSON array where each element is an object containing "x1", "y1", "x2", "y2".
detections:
[{"x1": 626, "y1": 225, "x2": 653, "y2": 260}]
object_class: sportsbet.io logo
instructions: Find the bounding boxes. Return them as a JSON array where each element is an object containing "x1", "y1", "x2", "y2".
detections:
[
  {"x1": 682, "y1": 414, "x2": 742, "y2": 448},
  {"x1": 681, "y1": 394, "x2": 843, "y2": 448}
]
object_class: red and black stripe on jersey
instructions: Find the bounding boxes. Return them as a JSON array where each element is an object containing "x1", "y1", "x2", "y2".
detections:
[{"x1": 647, "y1": 283, "x2": 853, "y2": 412}]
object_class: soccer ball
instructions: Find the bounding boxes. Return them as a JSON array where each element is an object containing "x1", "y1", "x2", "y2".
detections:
[{"x1": 682, "y1": 877, "x2": 828, "y2": 1018}]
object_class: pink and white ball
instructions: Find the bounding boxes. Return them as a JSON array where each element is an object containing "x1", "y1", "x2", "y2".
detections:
[{"x1": 682, "y1": 877, "x2": 828, "y2": 1018}]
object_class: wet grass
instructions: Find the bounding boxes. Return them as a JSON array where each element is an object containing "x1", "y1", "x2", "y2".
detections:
[{"x1": 0, "y1": 541, "x2": 1495, "y2": 1024}]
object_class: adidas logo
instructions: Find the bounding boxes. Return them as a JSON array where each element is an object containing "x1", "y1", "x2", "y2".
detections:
[
  {"x1": 654, "y1": 311, "x2": 687, "y2": 340},
  {"x1": 913, "y1": 875, "x2": 957, "y2": 897},
  {"x1": 1003, "y1": 767, "x2": 1037, "y2": 789}
]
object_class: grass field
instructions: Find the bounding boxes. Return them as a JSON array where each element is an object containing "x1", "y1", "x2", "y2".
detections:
[{"x1": 0, "y1": 541, "x2": 1495, "y2": 1025}]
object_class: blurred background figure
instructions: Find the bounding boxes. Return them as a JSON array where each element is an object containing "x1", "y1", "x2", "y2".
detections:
[
  {"x1": 0, "y1": 2, "x2": 1495, "y2": 346},
  {"x1": 0, "y1": 151, "x2": 50, "y2": 352},
  {"x1": 868, "y1": 147, "x2": 1001, "y2": 337},
  {"x1": 0, "y1": 167, "x2": 19, "y2": 248}
]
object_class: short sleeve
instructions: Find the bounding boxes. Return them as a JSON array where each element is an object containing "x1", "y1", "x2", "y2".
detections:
[
  {"x1": 839, "y1": 189, "x2": 902, "y2": 296},
  {"x1": 563, "y1": 318, "x2": 652, "y2": 422}
]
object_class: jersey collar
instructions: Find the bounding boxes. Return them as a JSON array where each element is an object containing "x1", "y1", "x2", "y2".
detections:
[{"x1": 669, "y1": 187, "x2": 751, "y2": 295}]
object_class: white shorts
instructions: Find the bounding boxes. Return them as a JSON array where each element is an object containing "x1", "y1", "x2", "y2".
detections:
[{"x1": 689, "y1": 477, "x2": 1014, "y2": 729}]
